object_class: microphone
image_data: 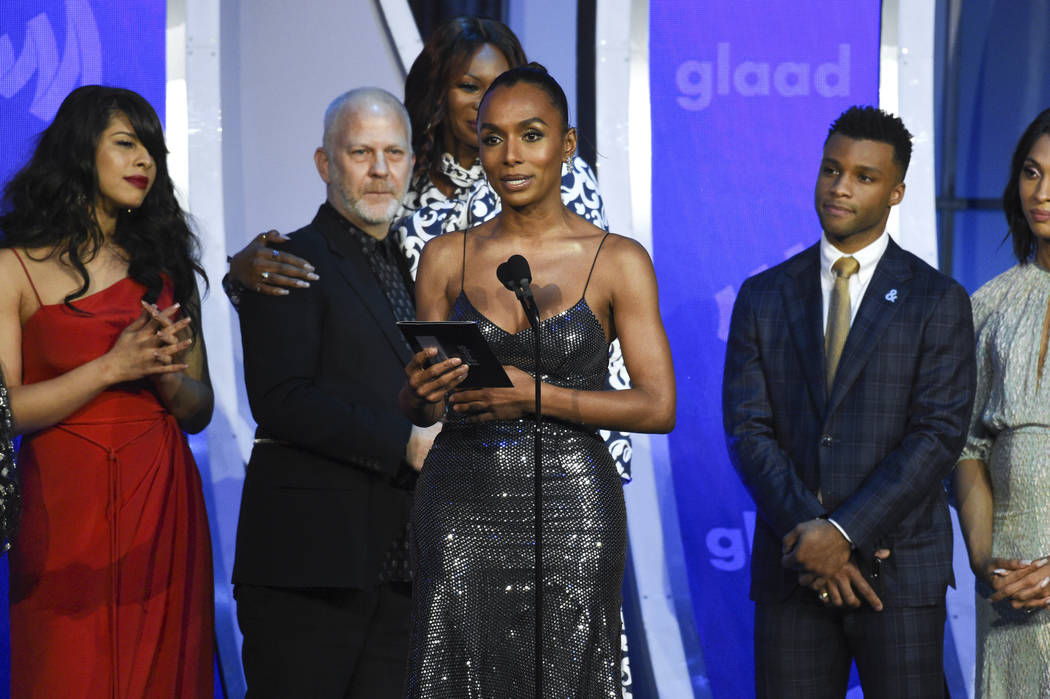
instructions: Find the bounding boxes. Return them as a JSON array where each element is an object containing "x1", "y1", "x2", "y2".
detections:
[{"x1": 497, "y1": 254, "x2": 540, "y2": 329}]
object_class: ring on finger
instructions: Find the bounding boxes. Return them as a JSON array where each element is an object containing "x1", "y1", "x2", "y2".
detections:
[
  {"x1": 271, "y1": 248, "x2": 279, "y2": 259},
  {"x1": 258, "y1": 232, "x2": 267, "y2": 242},
  {"x1": 818, "y1": 590, "x2": 830, "y2": 603},
  {"x1": 260, "y1": 271, "x2": 270, "y2": 281}
]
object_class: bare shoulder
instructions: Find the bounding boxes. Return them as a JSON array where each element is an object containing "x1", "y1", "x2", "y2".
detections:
[
  {"x1": 417, "y1": 229, "x2": 461, "y2": 273},
  {"x1": 0, "y1": 249, "x2": 28, "y2": 296},
  {"x1": 595, "y1": 233, "x2": 654, "y2": 275}
]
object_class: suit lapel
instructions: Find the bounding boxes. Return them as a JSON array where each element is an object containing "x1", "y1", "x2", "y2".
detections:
[
  {"x1": 826, "y1": 238, "x2": 911, "y2": 412},
  {"x1": 784, "y1": 245, "x2": 827, "y2": 416},
  {"x1": 316, "y1": 208, "x2": 414, "y2": 366}
]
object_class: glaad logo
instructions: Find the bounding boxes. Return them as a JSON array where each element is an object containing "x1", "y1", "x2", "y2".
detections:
[
  {"x1": 676, "y1": 43, "x2": 851, "y2": 111},
  {"x1": 0, "y1": 0, "x2": 102, "y2": 122}
]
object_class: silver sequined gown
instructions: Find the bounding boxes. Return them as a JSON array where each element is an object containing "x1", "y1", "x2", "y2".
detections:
[
  {"x1": 407, "y1": 290, "x2": 626, "y2": 699},
  {"x1": 960, "y1": 262, "x2": 1050, "y2": 698}
]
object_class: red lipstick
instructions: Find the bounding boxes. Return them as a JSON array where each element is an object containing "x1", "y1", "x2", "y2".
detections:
[{"x1": 125, "y1": 176, "x2": 149, "y2": 190}]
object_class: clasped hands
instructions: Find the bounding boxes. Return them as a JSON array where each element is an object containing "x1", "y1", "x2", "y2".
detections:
[
  {"x1": 781, "y1": 518, "x2": 886, "y2": 612},
  {"x1": 403, "y1": 347, "x2": 534, "y2": 422},
  {"x1": 101, "y1": 301, "x2": 192, "y2": 386},
  {"x1": 978, "y1": 556, "x2": 1050, "y2": 611}
]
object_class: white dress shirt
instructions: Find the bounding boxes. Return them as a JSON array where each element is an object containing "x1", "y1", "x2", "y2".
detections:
[
  {"x1": 818, "y1": 230, "x2": 890, "y2": 547},
  {"x1": 820, "y1": 230, "x2": 890, "y2": 331}
]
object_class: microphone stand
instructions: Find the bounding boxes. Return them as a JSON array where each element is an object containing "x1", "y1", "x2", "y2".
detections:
[
  {"x1": 498, "y1": 256, "x2": 544, "y2": 699},
  {"x1": 516, "y1": 288, "x2": 543, "y2": 699}
]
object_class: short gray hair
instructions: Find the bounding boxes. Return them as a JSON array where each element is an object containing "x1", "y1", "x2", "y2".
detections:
[{"x1": 321, "y1": 87, "x2": 412, "y2": 153}]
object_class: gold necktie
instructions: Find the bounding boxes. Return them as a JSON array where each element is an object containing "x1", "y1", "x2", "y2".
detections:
[{"x1": 825, "y1": 256, "x2": 860, "y2": 393}]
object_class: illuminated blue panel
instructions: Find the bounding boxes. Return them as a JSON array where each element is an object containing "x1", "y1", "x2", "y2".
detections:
[
  {"x1": 1, "y1": 0, "x2": 166, "y2": 189},
  {"x1": 649, "y1": 2, "x2": 881, "y2": 696}
]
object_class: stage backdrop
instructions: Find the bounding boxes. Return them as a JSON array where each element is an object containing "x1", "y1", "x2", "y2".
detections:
[{"x1": 650, "y1": 1, "x2": 881, "y2": 696}]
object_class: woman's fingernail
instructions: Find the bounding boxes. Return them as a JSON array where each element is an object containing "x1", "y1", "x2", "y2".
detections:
[
  {"x1": 1041, "y1": 577, "x2": 1049, "y2": 588},
  {"x1": 307, "y1": 273, "x2": 320, "y2": 280},
  {"x1": 1022, "y1": 560, "x2": 1033, "y2": 566},
  {"x1": 304, "y1": 264, "x2": 316, "y2": 272},
  {"x1": 1036, "y1": 558, "x2": 1049, "y2": 567},
  {"x1": 296, "y1": 281, "x2": 311, "y2": 288},
  {"x1": 994, "y1": 569, "x2": 1007, "y2": 575}
]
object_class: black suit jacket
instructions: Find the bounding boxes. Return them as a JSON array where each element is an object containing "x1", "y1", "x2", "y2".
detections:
[
  {"x1": 233, "y1": 204, "x2": 415, "y2": 589},
  {"x1": 723, "y1": 238, "x2": 976, "y2": 606}
]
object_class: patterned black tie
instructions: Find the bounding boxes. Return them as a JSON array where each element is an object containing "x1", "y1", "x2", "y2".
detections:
[{"x1": 368, "y1": 235, "x2": 415, "y2": 323}]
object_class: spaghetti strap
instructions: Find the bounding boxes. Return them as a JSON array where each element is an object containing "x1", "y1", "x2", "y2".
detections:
[
  {"x1": 10, "y1": 249, "x2": 44, "y2": 308},
  {"x1": 460, "y1": 230, "x2": 468, "y2": 295},
  {"x1": 582, "y1": 232, "x2": 611, "y2": 298}
]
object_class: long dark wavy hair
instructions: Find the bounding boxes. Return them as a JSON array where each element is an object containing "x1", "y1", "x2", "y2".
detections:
[
  {"x1": 1003, "y1": 107, "x2": 1050, "y2": 264},
  {"x1": 403, "y1": 16, "x2": 526, "y2": 188},
  {"x1": 0, "y1": 85, "x2": 206, "y2": 335}
]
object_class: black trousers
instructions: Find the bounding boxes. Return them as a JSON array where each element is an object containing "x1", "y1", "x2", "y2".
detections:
[
  {"x1": 755, "y1": 587, "x2": 946, "y2": 699},
  {"x1": 236, "y1": 582, "x2": 412, "y2": 699}
]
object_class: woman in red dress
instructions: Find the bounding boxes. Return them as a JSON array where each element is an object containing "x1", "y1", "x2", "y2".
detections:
[{"x1": 0, "y1": 86, "x2": 214, "y2": 697}]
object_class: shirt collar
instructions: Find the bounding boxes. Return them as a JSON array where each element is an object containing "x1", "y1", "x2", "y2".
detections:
[
  {"x1": 323, "y1": 201, "x2": 390, "y2": 256},
  {"x1": 819, "y1": 230, "x2": 889, "y2": 278}
]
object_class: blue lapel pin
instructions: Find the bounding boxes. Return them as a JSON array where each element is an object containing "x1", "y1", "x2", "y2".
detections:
[{"x1": 884, "y1": 289, "x2": 898, "y2": 303}]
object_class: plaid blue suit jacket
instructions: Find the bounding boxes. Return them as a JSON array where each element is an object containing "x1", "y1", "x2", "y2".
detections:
[{"x1": 723, "y1": 238, "x2": 975, "y2": 606}]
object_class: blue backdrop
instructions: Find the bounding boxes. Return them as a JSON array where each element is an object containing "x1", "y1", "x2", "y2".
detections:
[{"x1": 650, "y1": 2, "x2": 882, "y2": 696}]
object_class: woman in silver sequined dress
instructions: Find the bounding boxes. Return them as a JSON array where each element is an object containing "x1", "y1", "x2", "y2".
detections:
[
  {"x1": 400, "y1": 65, "x2": 675, "y2": 698},
  {"x1": 954, "y1": 107, "x2": 1050, "y2": 697}
]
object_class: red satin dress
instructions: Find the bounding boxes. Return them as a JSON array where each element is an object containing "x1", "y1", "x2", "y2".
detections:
[{"x1": 9, "y1": 252, "x2": 214, "y2": 698}]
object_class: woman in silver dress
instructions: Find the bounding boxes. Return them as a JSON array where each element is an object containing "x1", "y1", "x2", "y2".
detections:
[
  {"x1": 400, "y1": 65, "x2": 675, "y2": 698},
  {"x1": 954, "y1": 107, "x2": 1050, "y2": 697}
]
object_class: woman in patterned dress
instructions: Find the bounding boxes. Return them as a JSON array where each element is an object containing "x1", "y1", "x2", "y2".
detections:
[{"x1": 954, "y1": 107, "x2": 1050, "y2": 697}]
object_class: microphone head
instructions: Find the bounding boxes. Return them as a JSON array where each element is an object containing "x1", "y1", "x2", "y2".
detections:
[
  {"x1": 497, "y1": 254, "x2": 532, "y2": 291},
  {"x1": 506, "y1": 254, "x2": 532, "y2": 286},
  {"x1": 496, "y1": 260, "x2": 516, "y2": 291}
]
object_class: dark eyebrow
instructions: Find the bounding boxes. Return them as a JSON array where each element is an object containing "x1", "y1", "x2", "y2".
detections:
[
  {"x1": 481, "y1": 117, "x2": 550, "y2": 131},
  {"x1": 821, "y1": 157, "x2": 884, "y2": 176},
  {"x1": 112, "y1": 131, "x2": 138, "y2": 138},
  {"x1": 518, "y1": 117, "x2": 549, "y2": 128}
]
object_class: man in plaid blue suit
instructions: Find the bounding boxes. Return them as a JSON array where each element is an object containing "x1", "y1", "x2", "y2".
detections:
[{"x1": 723, "y1": 107, "x2": 976, "y2": 698}]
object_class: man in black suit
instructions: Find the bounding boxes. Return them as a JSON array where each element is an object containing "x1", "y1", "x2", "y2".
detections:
[
  {"x1": 233, "y1": 87, "x2": 423, "y2": 697},
  {"x1": 723, "y1": 106, "x2": 976, "y2": 697}
]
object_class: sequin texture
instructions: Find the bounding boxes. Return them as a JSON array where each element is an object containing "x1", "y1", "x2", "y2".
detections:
[
  {"x1": 407, "y1": 291, "x2": 626, "y2": 698},
  {"x1": 0, "y1": 372, "x2": 19, "y2": 550}
]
